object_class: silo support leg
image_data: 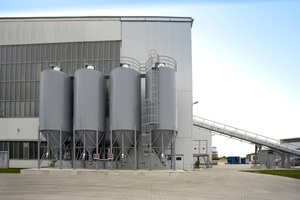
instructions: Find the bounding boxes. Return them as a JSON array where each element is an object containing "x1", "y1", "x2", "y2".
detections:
[
  {"x1": 60, "y1": 127, "x2": 62, "y2": 169},
  {"x1": 96, "y1": 129, "x2": 99, "y2": 170},
  {"x1": 149, "y1": 130, "x2": 152, "y2": 171},
  {"x1": 110, "y1": 126, "x2": 113, "y2": 170},
  {"x1": 73, "y1": 128, "x2": 76, "y2": 170},
  {"x1": 38, "y1": 128, "x2": 40, "y2": 169},
  {"x1": 172, "y1": 128, "x2": 176, "y2": 171},
  {"x1": 134, "y1": 127, "x2": 137, "y2": 170}
]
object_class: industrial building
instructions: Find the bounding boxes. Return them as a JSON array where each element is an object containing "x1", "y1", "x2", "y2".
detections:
[
  {"x1": 1, "y1": 16, "x2": 298, "y2": 171},
  {"x1": 0, "y1": 16, "x2": 213, "y2": 171}
]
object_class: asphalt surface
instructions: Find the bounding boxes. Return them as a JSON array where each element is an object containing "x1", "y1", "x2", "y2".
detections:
[{"x1": 0, "y1": 164, "x2": 299, "y2": 200}]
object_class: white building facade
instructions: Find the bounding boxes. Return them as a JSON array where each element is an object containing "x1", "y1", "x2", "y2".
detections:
[{"x1": 0, "y1": 16, "x2": 197, "y2": 171}]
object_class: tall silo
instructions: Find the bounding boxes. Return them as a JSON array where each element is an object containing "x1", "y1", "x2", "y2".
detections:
[
  {"x1": 39, "y1": 67, "x2": 72, "y2": 169},
  {"x1": 145, "y1": 54, "x2": 177, "y2": 167},
  {"x1": 73, "y1": 66, "x2": 105, "y2": 168},
  {"x1": 110, "y1": 65, "x2": 141, "y2": 168}
]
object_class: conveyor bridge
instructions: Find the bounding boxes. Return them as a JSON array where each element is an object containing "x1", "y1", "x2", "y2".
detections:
[{"x1": 193, "y1": 116, "x2": 300, "y2": 156}]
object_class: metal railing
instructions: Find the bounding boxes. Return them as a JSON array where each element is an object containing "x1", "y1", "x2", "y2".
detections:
[
  {"x1": 193, "y1": 115, "x2": 300, "y2": 156},
  {"x1": 142, "y1": 50, "x2": 177, "y2": 74}
]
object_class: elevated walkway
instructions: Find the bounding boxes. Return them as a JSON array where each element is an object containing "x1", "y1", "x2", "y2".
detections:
[{"x1": 193, "y1": 116, "x2": 300, "y2": 156}]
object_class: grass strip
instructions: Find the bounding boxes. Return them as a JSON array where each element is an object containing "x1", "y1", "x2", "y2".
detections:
[
  {"x1": 241, "y1": 169, "x2": 300, "y2": 179},
  {"x1": 0, "y1": 168, "x2": 22, "y2": 173}
]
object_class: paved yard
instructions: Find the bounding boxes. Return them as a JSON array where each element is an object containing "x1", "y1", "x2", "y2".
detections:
[{"x1": 0, "y1": 164, "x2": 299, "y2": 200}]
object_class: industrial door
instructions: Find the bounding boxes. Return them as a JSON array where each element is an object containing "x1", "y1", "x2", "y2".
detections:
[
  {"x1": 175, "y1": 155, "x2": 184, "y2": 169},
  {"x1": 193, "y1": 140, "x2": 207, "y2": 154},
  {"x1": 200, "y1": 140, "x2": 207, "y2": 154},
  {"x1": 193, "y1": 140, "x2": 200, "y2": 154},
  {"x1": 0, "y1": 151, "x2": 9, "y2": 168}
]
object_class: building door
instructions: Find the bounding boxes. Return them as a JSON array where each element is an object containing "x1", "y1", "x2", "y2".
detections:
[
  {"x1": 175, "y1": 155, "x2": 184, "y2": 170},
  {"x1": 0, "y1": 151, "x2": 9, "y2": 168},
  {"x1": 193, "y1": 140, "x2": 200, "y2": 154},
  {"x1": 193, "y1": 140, "x2": 207, "y2": 154},
  {"x1": 200, "y1": 140, "x2": 207, "y2": 154}
]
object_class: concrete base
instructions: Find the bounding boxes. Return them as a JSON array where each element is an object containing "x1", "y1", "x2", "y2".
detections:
[
  {"x1": 21, "y1": 168, "x2": 186, "y2": 176},
  {"x1": 251, "y1": 165, "x2": 267, "y2": 169}
]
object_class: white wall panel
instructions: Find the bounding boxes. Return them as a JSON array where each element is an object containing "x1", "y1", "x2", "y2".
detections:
[
  {"x1": 0, "y1": 18, "x2": 121, "y2": 45},
  {"x1": 0, "y1": 118, "x2": 38, "y2": 140}
]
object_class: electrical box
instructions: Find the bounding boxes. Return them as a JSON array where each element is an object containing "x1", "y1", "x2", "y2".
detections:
[{"x1": 108, "y1": 153, "x2": 114, "y2": 160}]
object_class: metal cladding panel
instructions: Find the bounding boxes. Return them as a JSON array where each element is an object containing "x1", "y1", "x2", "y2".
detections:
[
  {"x1": 0, "y1": 19, "x2": 121, "y2": 45},
  {"x1": 175, "y1": 137, "x2": 194, "y2": 171},
  {"x1": 110, "y1": 67, "x2": 141, "y2": 132},
  {"x1": 74, "y1": 68, "x2": 105, "y2": 132},
  {"x1": 39, "y1": 70, "x2": 72, "y2": 132},
  {"x1": 121, "y1": 21, "x2": 193, "y2": 138},
  {"x1": 121, "y1": 20, "x2": 193, "y2": 171}
]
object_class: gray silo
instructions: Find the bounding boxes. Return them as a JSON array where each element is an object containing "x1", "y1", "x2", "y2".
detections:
[
  {"x1": 145, "y1": 54, "x2": 177, "y2": 168},
  {"x1": 110, "y1": 65, "x2": 141, "y2": 168},
  {"x1": 38, "y1": 67, "x2": 72, "y2": 169},
  {"x1": 73, "y1": 67, "x2": 105, "y2": 169}
]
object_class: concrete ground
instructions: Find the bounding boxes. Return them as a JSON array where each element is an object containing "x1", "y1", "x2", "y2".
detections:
[{"x1": 1, "y1": 164, "x2": 299, "y2": 200}]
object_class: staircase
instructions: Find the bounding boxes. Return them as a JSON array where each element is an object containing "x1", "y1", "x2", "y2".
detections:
[{"x1": 193, "y1": 116, "x2": 300, "y2": 156}]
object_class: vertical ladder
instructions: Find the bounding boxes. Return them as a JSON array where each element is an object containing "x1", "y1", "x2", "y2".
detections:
[
  {"x1": 141, "y1": 58, "x2": 159, "y2": 147},
  {"x1": 149, "y1": 66, "x2": 159, "y2": 125}
]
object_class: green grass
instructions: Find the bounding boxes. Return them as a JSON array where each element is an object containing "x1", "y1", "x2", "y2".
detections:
[
  {"x1": 241, "y1": 169, "x2": 300, "y2": 179},
  {"x1": 0, "y1": 168, "x2": 22, "y2": 173}
]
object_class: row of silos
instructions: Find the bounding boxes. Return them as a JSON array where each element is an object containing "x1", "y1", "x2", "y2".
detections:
[{"x1": 39, "y1": 55, "x2": 176, "y2": 169}]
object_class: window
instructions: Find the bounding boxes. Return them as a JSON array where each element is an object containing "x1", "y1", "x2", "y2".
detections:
[
  {"x1": 0, "y1": 41, "x2": 121, "y2": 117},
  {"x1": 23, "y1": 142, "x2": 29, "y2": 159},
  {"x1": 0, "y1": 141, "x2": 9, "y2": 151},
  {"x1": 5, "y1": 141, "x2": 39, "y2": 160},
  {"x1": 176, "y1": 157, "x2": 182, "y2": 161}
]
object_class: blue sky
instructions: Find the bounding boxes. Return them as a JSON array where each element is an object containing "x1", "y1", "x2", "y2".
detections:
[{"x1": 1, "y1": 0, "x2": 299, "y2": 157}]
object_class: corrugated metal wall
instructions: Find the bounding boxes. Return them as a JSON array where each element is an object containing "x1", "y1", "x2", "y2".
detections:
[
  {"x1": 0, "y1": 18, "x2": 121, "y2": 45},
  {"x1": 121, "y1": 20, "x2": 193, "y2": 171}
]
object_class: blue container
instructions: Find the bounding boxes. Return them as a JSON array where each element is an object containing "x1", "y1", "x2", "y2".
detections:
[
  {"x1": 241, "y1": 158, "x2": 246, "y2": 164},
  {"x1": 227, "y1": 156, "x2": 240, "y2": 164}
]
